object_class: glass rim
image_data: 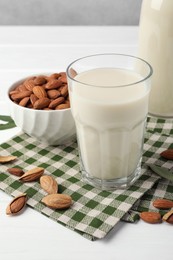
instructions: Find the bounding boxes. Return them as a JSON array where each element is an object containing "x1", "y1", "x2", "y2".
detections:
[{"x1": 66, "y1": 53, "x2": 153, "y2": 88}]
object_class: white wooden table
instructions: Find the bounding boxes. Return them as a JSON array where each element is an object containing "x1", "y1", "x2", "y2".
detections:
[{"x1": 0, "y1": 26, "x2": 172, "y2": 260}]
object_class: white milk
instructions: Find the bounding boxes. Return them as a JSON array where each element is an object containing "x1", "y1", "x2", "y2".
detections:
[
  {"x1": 138, "y1": 0, "x2": 173, "y2": 117},
  {"x1": 70, "y1": 68, "x2": 149, "y2": 180}
]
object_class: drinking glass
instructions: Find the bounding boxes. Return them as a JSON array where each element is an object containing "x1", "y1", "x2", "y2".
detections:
[{"x1": 67, "y1": 54, "x2": 152, "y2": 190}]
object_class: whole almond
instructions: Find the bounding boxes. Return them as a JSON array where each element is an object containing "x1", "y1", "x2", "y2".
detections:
[
  {"x1": 41, "y1": 194, "x2": 72, "y2": 209},
  {"x1": 10, "y1": 90, "x2": 32, "y2": 102},
  {"x1": 33, "y1": 97, "x2": 50, "y2": 109},
  {"x1": 18, "y1": 84, "x2": 28, "y2": 92},
  {"x1": 0, "y1": 155, "x2": 17, "y2": 163},
  {"x1": 160, "y1": 149, "x2": 173, "y2": 160},
  {"x1": 34, "y1": 76, "x2": 47, "y2": 86},
  {"x1": 19, "y1": 167, "x2": 44, "y2": 182},
  {"x1": 49, "y1": 73, "x2": 61, "y2": 80},
  {"x1": 153, "y1": 199, "x2": 173, "y2": 209},
  {"x1": 47, "y1": 89, "x2": 61, "y2": 99},
  {"x1": 69, "y1": 68, "x2": 77, "y2": 78},
  {"x1": 162, "y1": 210, "x2": 173, "y2": 224},
  {"x1": 60, "y1": 75, "x2": 67, "y2": 84},
  {"x1": 40, "y1": 175, "x2": 58, "y2": 194},
  {"x1": 30, "y1": 94, "x2": 38, "y2": 106},
  {"x1": 49, "y1": 96, "x2": 65, "y2": 109},
  {"x1": 24, "y1": 79, "x2": 35, "y2": 91},
  {"x1": 45, "y1": 79, "x2": 62, "y2": 90},
  {"x1": 6, "y1": 193, "x2": 27, "y2": 215},
  {"x1": 56, "y1": 103, "x2": 70, "y2": 110},
  {"x1": 9, "y1": 90, "x2": 20, "y2": 96},
  {"x1": 140, "y1": 211, "x2": 162, "y2": 224},
  {"x1": 33, "y1": 86, "x2": 47, "y2": 99},
  {"x1": 7, "y1": 167, "x2": 24, "y2": 177},
  {"x1": 60, "y1": 85, "x2": 68, "y2": 97},
  {"x1": 19, "y1": 96, "x2": 30, "y2": 107}
]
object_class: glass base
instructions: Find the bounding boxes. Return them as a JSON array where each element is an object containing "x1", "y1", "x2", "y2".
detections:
[
  {"x1": 149, "y1": 111, "x2": 173, "y2": 119},
  {"x1": 81, "y1": 161, "x2": 142, "y2": 191}
]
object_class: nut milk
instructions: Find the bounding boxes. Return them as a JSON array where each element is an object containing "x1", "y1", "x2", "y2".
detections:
[
  {"x1": 70, "y1": 68, "x2": 149, "y2": 181},
  {"x1": 138, "y1": 0, "x2": 173, "y2": 117}
]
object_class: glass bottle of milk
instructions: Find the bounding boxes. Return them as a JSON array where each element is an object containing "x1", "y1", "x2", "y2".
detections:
[{"x1": 138, "y1": 0, "x2": 173, "y2": 117}]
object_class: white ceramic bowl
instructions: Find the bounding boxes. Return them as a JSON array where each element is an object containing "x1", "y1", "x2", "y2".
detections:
[{"x1": 7, "y1": 76, "x2": 76, "y2": 146}]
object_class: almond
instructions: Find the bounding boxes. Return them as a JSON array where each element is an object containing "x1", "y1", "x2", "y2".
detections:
[
  {"x1": 153, "y1": 199, "x2": 173, "y2": 209},
  {"x1": 18, "y1": 84, "x2": 28, "y2": 92},
  {"x1": 162, "y1": 210, "x2": 173, "y2": 224},
  {"x1": 45, "y1": 79, "x2": 62, "y2": 89},
  {"x1": 10, "y1": 90, "x2": 32, "y2": 102},
  {"x1": 33, "y1": 86, "x2": 47, "y2": 99},
  {"x1": 40, "y1": 175, "x2": 58, "y2": 194},
  {"x1": 160, "y1": 149, "x2": 173, "y2": 160},
  {"x1": 41, "y1": 194, "x2": 72, "y2": 209},
  {"x1": 69, "y1": 68, "x2": 77, "y2": 78},
  {"x1": 0, "y1": 155, "x2": 17, "y2": 163},
  {"x1": 34, "y1": 76, "x2": 47, "y2": 86},
  {"x1": 6, "y1": 193, "x2": 27, "y2": 215},
  {"x1": 55, "y1": 103, "x2": 70, "y2": 110},
  {"x1": 7, "y1": 167, "x2": 24, "y2": 177},
  {"x1": 60, "y1": 75, "x2": 67, "y2": 84},
  {"x1": 49, "y1": 73, "x2": 61, "y2": 80},
  {"x1": 30, "y1": 94, "x2": 38, "y2": 106},
  {"x1": 19, "y1": 96, "x2": 30, "y2": 107},
  {"x1": 47, "y1": 89, "x2": 61, "y2": 99},
  {"x1": 19, "y1": 167, "x2": 44, "y2": 182},
  {"x1": 33, "y1": 97, "x2": 50, "y2": 109},
  {"x1": 24, "y1": 79, "x2": 35, "y2": 91},
  {"x1": 9, "y1": 90, "x2": 20, "y2": 96},
  {"x1": 140, "y1": 211, "x2": 162, "y2": 224},
  {"x1": 60, "y1": 85, "x2": 68, "y2": 97},
  {"x1": 49, "y1": 96, "x2": 65, "y2": 109}
]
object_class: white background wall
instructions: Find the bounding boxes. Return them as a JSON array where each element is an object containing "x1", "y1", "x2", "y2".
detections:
[{"x1": 0, "y1": 0, "x2": 142, "y2": 25}]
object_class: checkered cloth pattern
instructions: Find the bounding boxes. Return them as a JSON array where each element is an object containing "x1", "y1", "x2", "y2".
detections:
[
  {"x1": 122, "y1": 117, "x2": 173, "y2": 222},
  {"x1": 0, "y1": 117, "x2": 173, "y2": 240}
]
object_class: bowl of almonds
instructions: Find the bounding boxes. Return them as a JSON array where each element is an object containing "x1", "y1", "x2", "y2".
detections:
[{"x1": 7, "y1": 72, "x2": 76, "y2": 145}]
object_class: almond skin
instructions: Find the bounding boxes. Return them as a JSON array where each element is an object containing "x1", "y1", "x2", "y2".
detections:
[
  {"x1": 47, "y1": 89, "x2": 61, "y2": 99},
  {"x1": 160, "y1": 149, "x2": 173, "y2": 160},
  {"x1": 30, "y1": 93, "x2": 38, "y2": 106},
  {"x1": 10, "y1": 90, "x2": 32, "y2": 102},
  {"x1": 33, "y1": 86, "x2": 47, "y2": 99},
  {"x1": 41, "y1": 194, "x2": 72, "y2": 209},
  {"x1": 55, "y1": 103, "x2": 70, "y2": 110},
  {"x1": 34, "y1": 76, "x2": 47, "y2": 86},
  {"x1": 19, "y1": 96, "x2": 30, "y2": 107},
  {"x1": 45, "y1": 79, "x2": 62, "y2": 89},
  {"x1": 49, "y1": 96, "x2": 65, "y2": 109},
  {"x1": 7, "y1": 167, "x2": 24, "y2": 177},
  {"x1": 0, "y1": 155, "x2": 17, "y2": 164},
  {"x1": 162, "y1": 210, "x2": 173, "y2": 224},
  {"x1": 24, "y1": 79, "x2": 35, "y2": 91},
  {"x1": 60, "y1": 85, "x2": 68, "y2": 97},
  {"x1": 6, "y1": 193, "x2": 27, "y2": 215},
  {"x1": 19, "y1": 167, "x2": 44, "y2": 182},
  {"x1": 153, "y1": 199, "x2": 173, "y2": 209},
  {"x1": 140, "y1": 211, "x2": 162, "y2": 224},
  {"x1": 33, "y1": 97, "x2": 50, "y2": 109},
  {"x1": 40, "y1": 175, "x2": 58, "y2": 194}
]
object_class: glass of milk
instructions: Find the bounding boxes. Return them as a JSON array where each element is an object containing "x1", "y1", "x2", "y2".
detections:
[{"x1": 67, "y1": 54, "x2": 152, "y2": 190}]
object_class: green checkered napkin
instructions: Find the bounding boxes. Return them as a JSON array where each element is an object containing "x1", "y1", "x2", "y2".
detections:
[
  {"x1": 122, "y1": 117, "x2": 173, "y2": 222},
  {"x1": 0, "y1": 117, "x2": 173, "y2": 240}
]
